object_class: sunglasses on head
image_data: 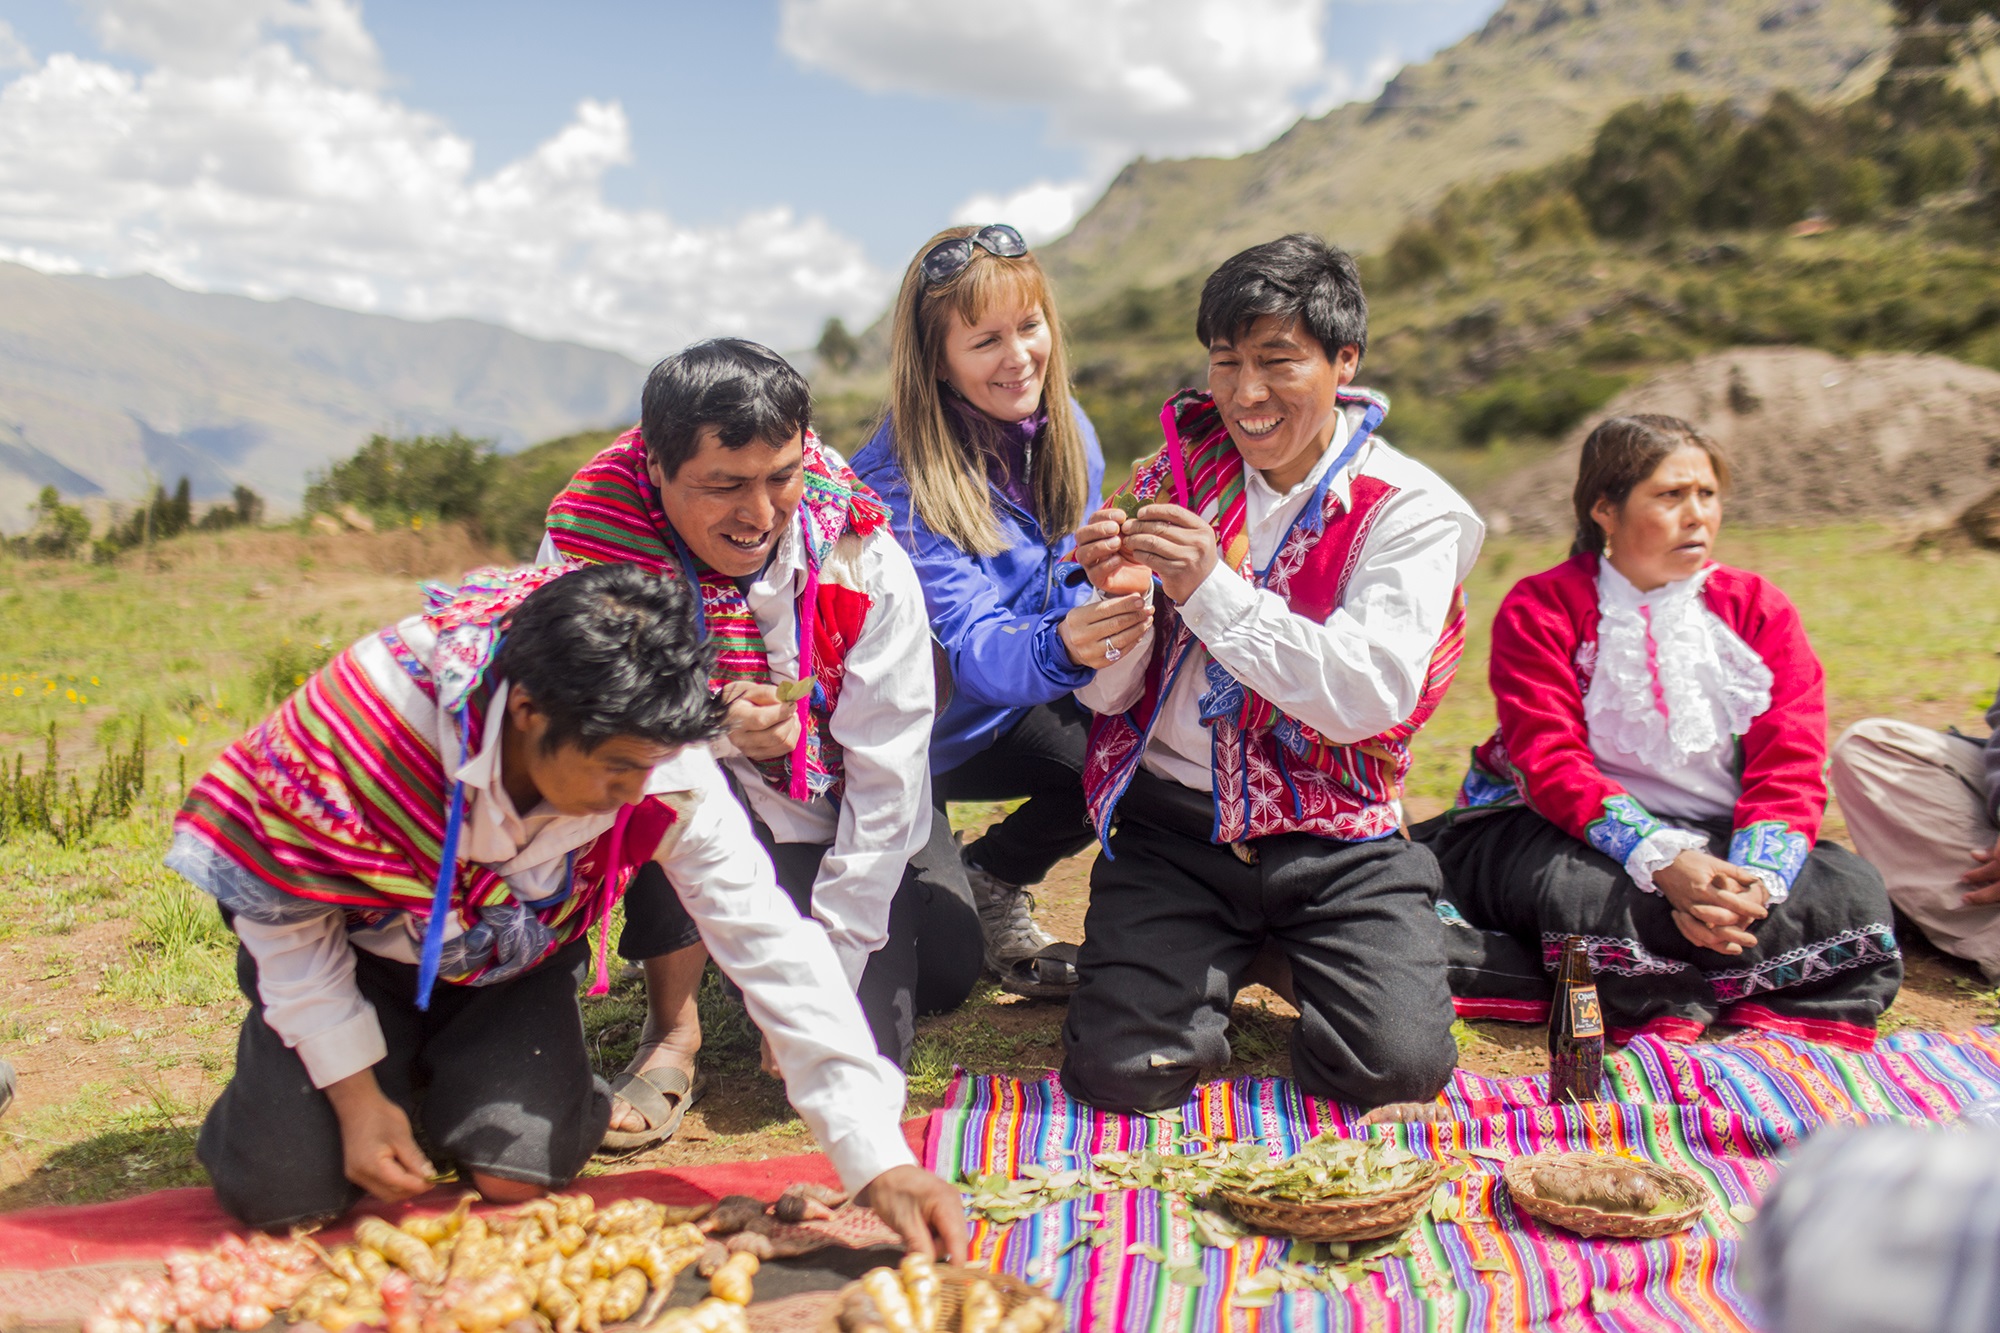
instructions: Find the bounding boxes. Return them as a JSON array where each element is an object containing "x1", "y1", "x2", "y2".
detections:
[{"x1": 920, "y1": 223, "x2": 1029, "y2": 286}]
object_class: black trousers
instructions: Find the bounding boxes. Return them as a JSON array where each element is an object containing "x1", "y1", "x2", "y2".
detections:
[
  {"x1": 1060, "y1": 770, "x2": 1459, "y2": 1113},
  {"x1": 936, "y1": 699, "x2": 1094, "y2": 888},
  {"x1": 617, "y1": 798, "x2": 982, "y2": 1069},
  {"x1": 1417, "y1": 807, "x2": 1903, "y2": 1036},
  {"x1": 199, "y1": 938, "x2": 609, "y2": 1230}
]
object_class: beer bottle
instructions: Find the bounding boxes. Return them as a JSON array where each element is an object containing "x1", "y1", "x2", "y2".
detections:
[{"x1": 1548, "y1": 934, "x2": 1606, "y2": 1103}]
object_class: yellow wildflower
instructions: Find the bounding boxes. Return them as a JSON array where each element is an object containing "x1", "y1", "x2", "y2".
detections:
[
  {"x1": 177, "y1": 735, "x2": 189, "y2": 747},
  {"x1": 65, "y1": 688, "x2": 78, "y2": 702}
]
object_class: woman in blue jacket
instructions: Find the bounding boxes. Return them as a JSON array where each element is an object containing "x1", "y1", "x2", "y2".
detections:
[{"x1": 853, "y1": 224, "x2": 1151, "y2": 998}]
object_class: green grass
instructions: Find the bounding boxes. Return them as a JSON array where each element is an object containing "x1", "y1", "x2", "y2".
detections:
[
  {"x1": 0, "y1": 542, "x2": 388, "y2": 777},
  {"x1": 0, "y1": 1082, "x2": 209, "y2": 1208}
]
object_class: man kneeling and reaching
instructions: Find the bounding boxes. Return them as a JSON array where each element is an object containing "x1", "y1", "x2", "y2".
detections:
[{"x1": 168, "y1": 560, "x2": 964, "y2": 1257}]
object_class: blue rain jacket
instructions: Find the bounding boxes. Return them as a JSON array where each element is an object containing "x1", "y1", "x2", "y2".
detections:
[{"x1": 851, "y1": 404, "x2": 1105, "y2": 774}]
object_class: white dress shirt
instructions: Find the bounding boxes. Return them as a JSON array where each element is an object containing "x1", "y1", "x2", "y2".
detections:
[
  {"x1": 537, "y1": 516, "x2": 936, "y2": 989},
  {"x1": 1079, "y1": 405, "x2": 1485, "y2": 791},
  {"x1": 234, "y1": 680, "x2": 915, "y2": 1191}
]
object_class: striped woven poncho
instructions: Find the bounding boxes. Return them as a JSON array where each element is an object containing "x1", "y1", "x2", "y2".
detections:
[
  {"x1": 176, "y1": 564, "x2": 675, "y2": 1004},
  {"x1": 543, "y1": 427, "x2": 888, "y2": 804}
]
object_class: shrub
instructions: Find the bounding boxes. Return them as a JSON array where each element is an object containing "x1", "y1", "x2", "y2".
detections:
[
  {"x1": 478, "y1": 429, "x2": 622, "y2": 559},
  {"x1": 0, "y1": 722, "x2": 147, "y2": 847},
  {"x1": 249, "y1": 630, "x2": 338, "y2": 705},
  {"x1": 303, "y1": 432, "x2": 497, "y2": 527},
  {"x1": 1456, "y1": 371, "x2": 1629, "y2": 445},
  {"x1": 13, "y1": 487, "x2": 91, "y2": 559}
]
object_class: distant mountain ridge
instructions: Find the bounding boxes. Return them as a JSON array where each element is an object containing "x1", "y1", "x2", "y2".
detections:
[
  {"x1": 1040, "y1": 0, "x2": 1895, "y2": 311},
  {"x1": 0, "y1": 263, "x2": 643, "y2": 529}
]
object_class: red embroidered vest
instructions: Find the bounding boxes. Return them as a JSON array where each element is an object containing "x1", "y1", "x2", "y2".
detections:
[{"x1": 1083, "y1": 392, "x2": 1468, "y2": 846}]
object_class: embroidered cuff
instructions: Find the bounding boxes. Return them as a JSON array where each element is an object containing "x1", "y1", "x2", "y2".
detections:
[
  {"x1": 1731, "y1": 821, "x2": 1810, "y2": 901},
  {"x1": 1585, "y1": 794, "x2": 1667, "y2": 869},
  {"x1": 1623, "y1": 827, "x2": 1712, "y2": 895}
]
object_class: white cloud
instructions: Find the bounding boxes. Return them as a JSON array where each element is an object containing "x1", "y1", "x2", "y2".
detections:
[
  {"x1": 780, "y1": 0, "x2": 1346, "y2": 167},
  {"x1": 0, "y1": 21, "x2": 31, "y2": 72},
  {"x1": 949, "y1": 178, "x2": 1098, "y2": 245},
  {"x1": 0, "y1": 2, "x2": 889, "y2": 359}
]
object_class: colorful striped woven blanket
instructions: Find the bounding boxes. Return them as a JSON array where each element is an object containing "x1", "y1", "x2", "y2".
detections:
[{"x1": 926, "y1": 1029, "x2": 2000, "y2": 1331}]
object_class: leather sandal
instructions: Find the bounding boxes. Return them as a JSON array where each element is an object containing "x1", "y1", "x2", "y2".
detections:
[
  {"x1": 598, "y1": 1064, "x2": 706, "y2": 1155},
  {"x1": 996, "y1": 941, "x2": 1081, "y2": 1000}
]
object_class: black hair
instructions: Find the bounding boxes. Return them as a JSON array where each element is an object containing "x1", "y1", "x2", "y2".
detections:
[
  {"x1": 490, "y1": 562, "x2": 726, "y2": 753},
  {"x1": 1571, "y1": 414, "x2": 1731, "y2": 556},
  {"x1": 1195, "y1": 233, "x2": 1369, "y2": 368},
  {"x1": 639, "y1": 338, "x2": 813, "y2": 480}
]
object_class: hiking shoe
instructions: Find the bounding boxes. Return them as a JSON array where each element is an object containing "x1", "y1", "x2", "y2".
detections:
[{"x1": 966, "y1": 858, "x2": 1079, "y2": 998}]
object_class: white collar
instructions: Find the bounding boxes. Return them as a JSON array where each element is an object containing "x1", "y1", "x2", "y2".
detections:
[
  {"x1": 742, "y1": 508, "x2": 806, "y2": 600},
  {"x1": 1242, "y1": 403, "x2": 1364, "y2": 515},
  {"x1": 1595, "y1": 557, "x2": 1714, "y2": 610},
  {"x1": 450, "y1": 680, "x2": 552, "y2": 839}
]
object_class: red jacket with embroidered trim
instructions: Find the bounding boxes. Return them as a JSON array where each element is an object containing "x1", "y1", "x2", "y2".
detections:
[{"x1": 1463, "y1": 552, "x2": 1826, "y2": 882}]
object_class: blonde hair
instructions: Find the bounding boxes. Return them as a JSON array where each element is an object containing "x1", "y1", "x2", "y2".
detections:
[{"x1": 886, "y1": 225, "x2": 1089, "y2": 557}]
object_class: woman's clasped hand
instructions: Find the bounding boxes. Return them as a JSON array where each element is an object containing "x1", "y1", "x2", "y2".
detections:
[{"x1": 1652, "y1": 848, "x2": 1770, "y2": 954}]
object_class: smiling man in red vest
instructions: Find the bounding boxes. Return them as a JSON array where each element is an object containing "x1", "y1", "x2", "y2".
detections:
[
  {"x1": 1067, "y1": 234, "x2": 1485, "y2": 1112},
  {"x1": 543, "y1": 340, "x2": 980, "y2": 1149}
]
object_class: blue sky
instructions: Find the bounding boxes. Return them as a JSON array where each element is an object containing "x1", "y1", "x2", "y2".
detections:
[{"x1": 0, "y1": 0, "x2": 1497, "y2": 352}]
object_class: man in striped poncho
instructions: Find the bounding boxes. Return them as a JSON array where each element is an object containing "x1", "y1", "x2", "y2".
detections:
[{"x1": 170, "y1": 561, "x2": 965, "y2": 1255}]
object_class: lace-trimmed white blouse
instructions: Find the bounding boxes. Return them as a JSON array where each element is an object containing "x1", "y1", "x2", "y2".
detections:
[{"x1": 1582, "y1": 560, "x2": 1782, "y2": 898}]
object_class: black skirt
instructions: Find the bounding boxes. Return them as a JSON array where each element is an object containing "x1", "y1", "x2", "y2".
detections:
[{"x1": 1412, "y1": 806, "x2": 1902, "y2": 1048}]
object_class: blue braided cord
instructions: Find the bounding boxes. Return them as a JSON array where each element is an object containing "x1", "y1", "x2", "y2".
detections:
[{"x1": 415, "y1": 709, "x2": 473, "y2": 1011}]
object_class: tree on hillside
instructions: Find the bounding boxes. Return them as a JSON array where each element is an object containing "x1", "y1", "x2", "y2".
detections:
[
  {"x1": 196, "y1": 483, "x2": 267, "y2": 531},
  {"x1": 17, "y1": 486, "x2": 90, "y2": 558},
  {"x1": 304, "y1": 432, "x2": 497, "y2": 526},
  {"x1": 817, "y1": 317, "x2": 860, "y2": 374}
]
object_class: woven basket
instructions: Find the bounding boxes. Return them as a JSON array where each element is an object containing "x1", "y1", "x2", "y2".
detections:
[
  {"x1": 817, "y1": 1263, "x2": 1062, "y2": 1332},
  {"x1": 1503, "y1": 1151, "x2": 1710, "y2": 1239},
  {"x1": 1217, "y1": 1159, "x2": 1444, "y2": 1242}
]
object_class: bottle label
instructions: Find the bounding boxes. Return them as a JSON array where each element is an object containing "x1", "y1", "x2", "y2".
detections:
[{"x1": 1569, "y1": 986, "x2": 1604, "y2": 1039}]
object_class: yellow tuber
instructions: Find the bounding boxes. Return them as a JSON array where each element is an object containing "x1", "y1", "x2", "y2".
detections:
[
  {"x1": 898, "y1": 1254, "x2": 938, "y2": 1333},
  {"x1": 708, "y1": 1250, "x2": 759, "y2": 1306},
  {"x1": 958, "y1": 1280, "x2": 1003, "y2": 1333}
]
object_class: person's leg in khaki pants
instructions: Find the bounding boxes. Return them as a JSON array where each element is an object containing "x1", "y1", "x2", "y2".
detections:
[{"x1": 1831, "y1": 719, "x2": 2000, "y2": 980}]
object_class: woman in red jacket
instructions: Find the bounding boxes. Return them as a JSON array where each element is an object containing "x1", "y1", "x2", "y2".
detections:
[{"x1": 1416, "y1": 415, "x2": 1900, "y2": 1050}]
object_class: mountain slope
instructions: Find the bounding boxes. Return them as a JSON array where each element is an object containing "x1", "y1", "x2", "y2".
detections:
[
  {"x1": 67, "y1": 274, "x2": 642, "y2": 451},
  {"x1": 1042, "y1": 0, "x2": 1894, "y2": 310},
  {"x1": 0, "y1": 264, "x2": 643, "y2": 529}
]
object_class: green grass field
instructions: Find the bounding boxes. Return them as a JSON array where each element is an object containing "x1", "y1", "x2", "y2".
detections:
[{"x1": 1, "y1": 522, "x2": 1996, "y2": 1208}]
